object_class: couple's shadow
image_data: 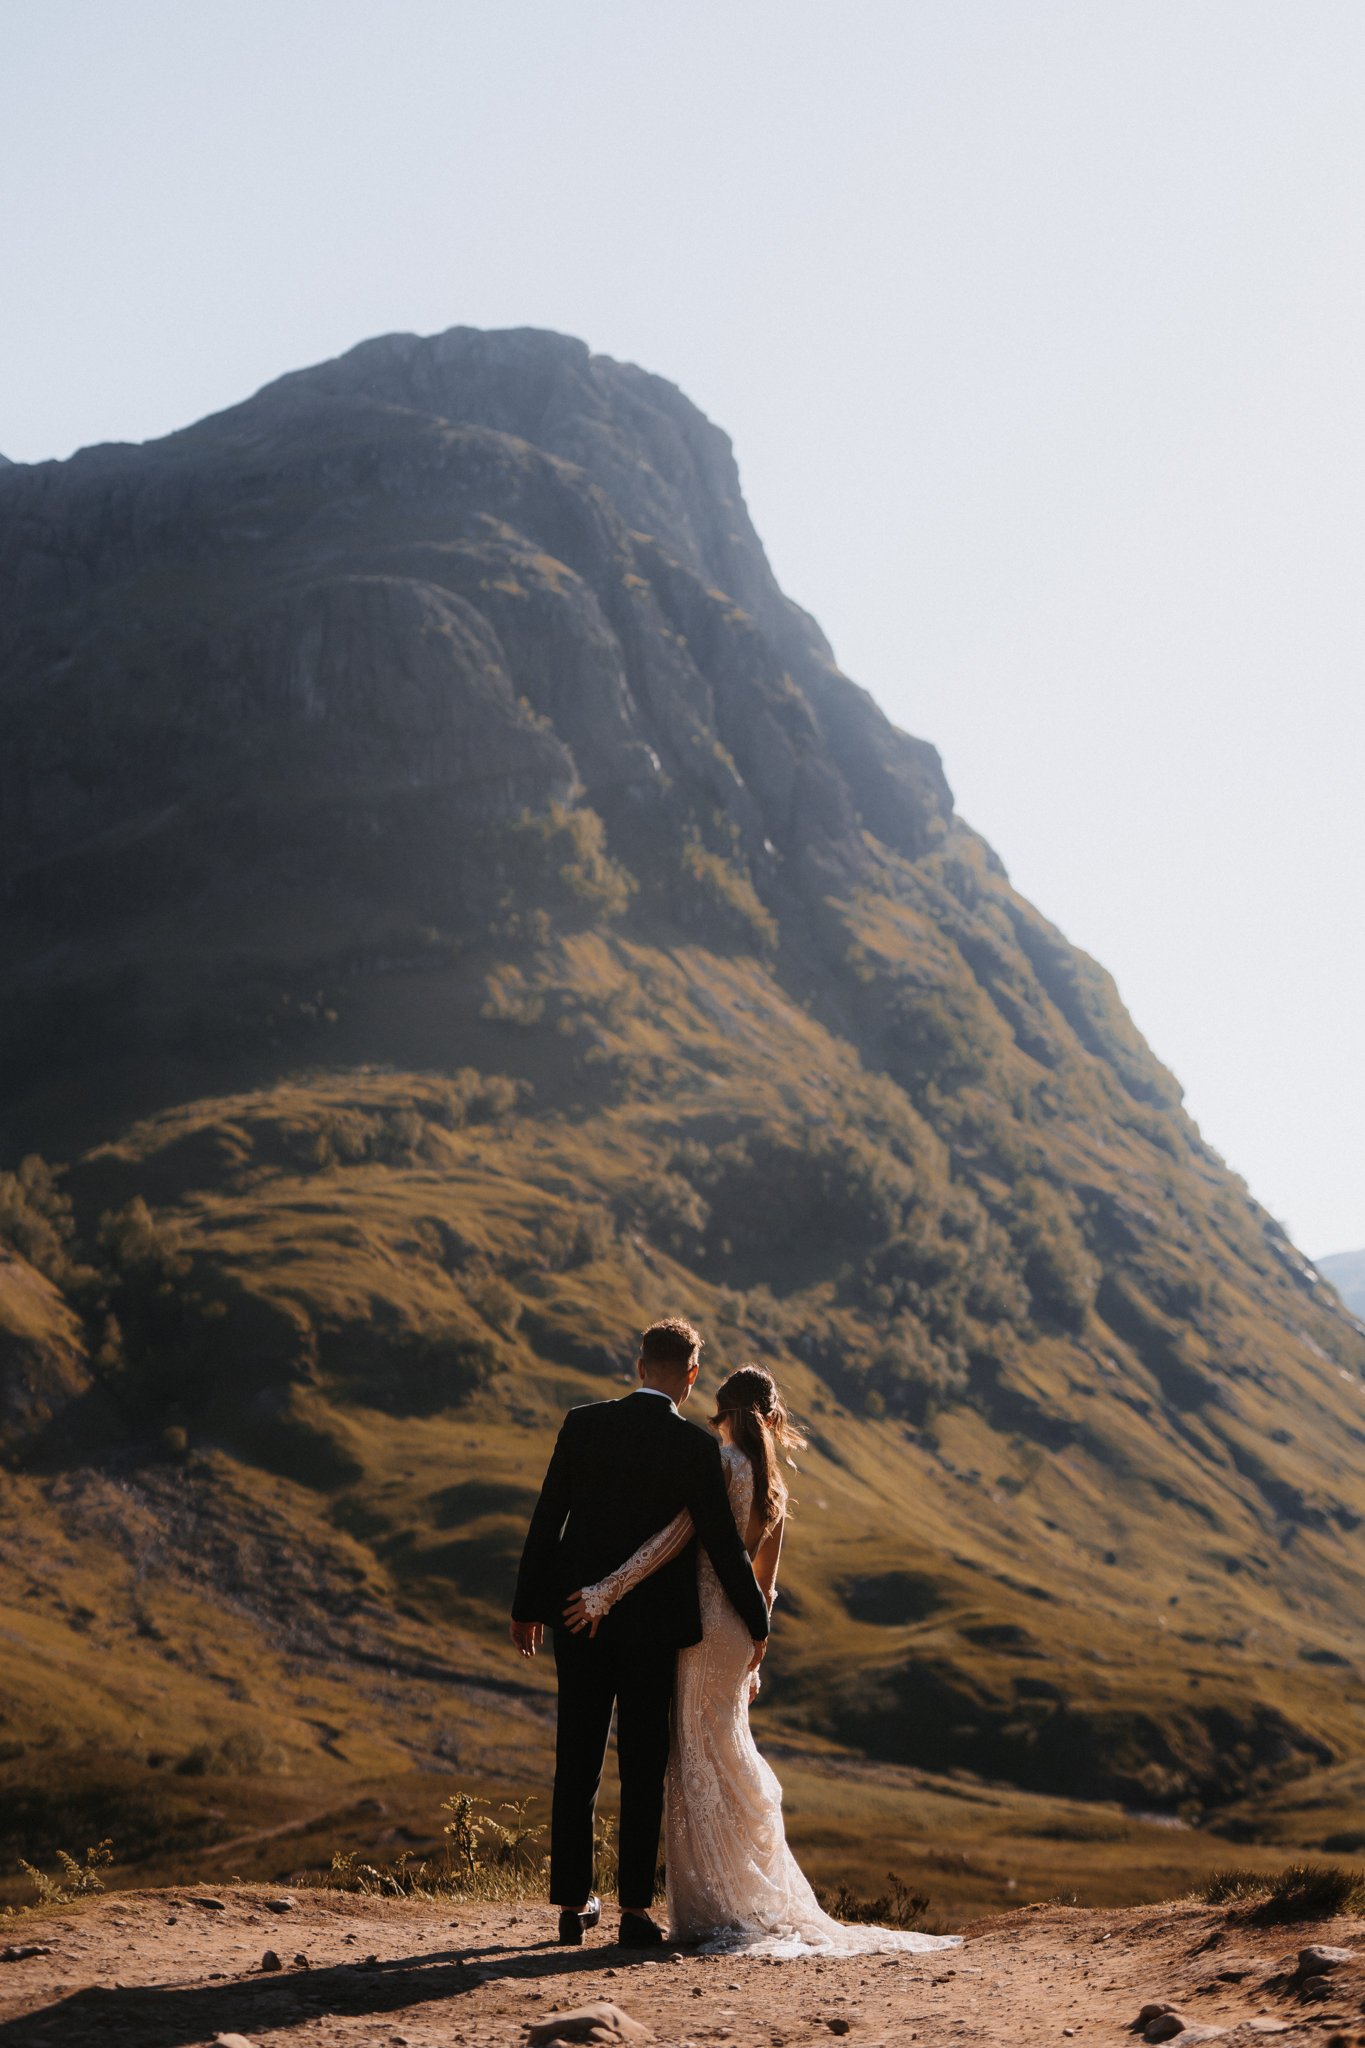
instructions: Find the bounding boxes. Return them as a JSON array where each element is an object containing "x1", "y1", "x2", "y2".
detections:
[{"x1": 0, "y1": 1933, "x2": 671, "y2": 2047}]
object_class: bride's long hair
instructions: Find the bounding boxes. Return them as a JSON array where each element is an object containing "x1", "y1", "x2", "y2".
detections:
[{"x1": 712, "y1": 1364, "x2": 807, "y2": 1533}]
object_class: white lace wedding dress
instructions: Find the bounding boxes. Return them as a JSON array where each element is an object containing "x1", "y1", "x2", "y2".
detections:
[{"x1": 581, "y1": 1441, "x2": 963, "y2": 1957}]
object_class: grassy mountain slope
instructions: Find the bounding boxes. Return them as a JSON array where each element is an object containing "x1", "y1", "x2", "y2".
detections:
[{"x1": 2, "y1": 327, "x2": 1364, "y2": 1895}]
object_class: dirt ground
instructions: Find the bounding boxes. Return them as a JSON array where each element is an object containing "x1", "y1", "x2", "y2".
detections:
[{"x1": 2, "y1": 1885, "x2": 1365, "y2": 2047}]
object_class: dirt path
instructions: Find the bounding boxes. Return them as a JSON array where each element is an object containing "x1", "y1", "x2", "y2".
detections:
[{"x1": 1, "y1": 1885, "x2": 1364, "y2": 2047}]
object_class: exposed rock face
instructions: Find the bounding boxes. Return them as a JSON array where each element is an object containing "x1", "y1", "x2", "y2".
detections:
[{"x1": 0, "y1": 330, "x2": 947, "y2": 989}]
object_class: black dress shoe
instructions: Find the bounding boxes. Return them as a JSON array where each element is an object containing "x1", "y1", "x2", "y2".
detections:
[
  {"x1": 617, "y1": 1911, "x2": 665, "y2": 1948},
  {"x1": 556, "y1": 1894, "x2": 601, "y2": 1945}
]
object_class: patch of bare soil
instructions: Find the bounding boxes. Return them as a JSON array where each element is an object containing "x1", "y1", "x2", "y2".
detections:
[{"x1": 2, "y1": 1886, "x2": 1365, "y2": 2047}]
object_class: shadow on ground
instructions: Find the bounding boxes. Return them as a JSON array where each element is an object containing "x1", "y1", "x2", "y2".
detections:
[{"x1": 0, "y1": 1936, "x2": 666, "y2": 2047}]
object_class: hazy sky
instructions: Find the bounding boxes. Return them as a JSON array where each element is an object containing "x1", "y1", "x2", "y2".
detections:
[{"x1": 3, "y1": 2, "x2": 1363, "y2": 1257}]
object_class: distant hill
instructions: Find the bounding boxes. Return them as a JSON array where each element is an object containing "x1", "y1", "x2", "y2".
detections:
[
  {"x1": 3, "y1": 326, "x2": 1365, "y2": 1887},
  {"x1": 1321, "y1": 1250, "x2": 1365, "y2": 1320}
]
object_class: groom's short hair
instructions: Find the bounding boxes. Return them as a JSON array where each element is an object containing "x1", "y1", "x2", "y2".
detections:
[{"x1": 639, "y1": 1318, "x2": 702, "y2": 1374}]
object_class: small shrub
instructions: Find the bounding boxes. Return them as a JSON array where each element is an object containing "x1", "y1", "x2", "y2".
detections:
[
  {"x1": 465, "y1": 1270, "x2": 522, "y2": 1336},
  {"x1": 1200, "y1": 1868, "x2": 1271, "y2": 1905},
  {"x1": 531, "y1": 1210, "x2": 576, "y2": 1269},
  {"x1": 94, "y1": 1199, "x2": 237, "y2": 1415},
  {"x1": 98, "y1": 1197, "x2": 184, "y2": 1279},
  {"x1": 818, "y1": 1870, "x2": 933, "y2": 1930},
  {"x1": 864, "y1": 1320, "x2": 968, "y2": 1425},
  {"x1": 551, "y1": 808, "x2": 634, "y2": 919},
  {"x1": 501, "y1": 804, "x2": 634, "y2": 922},
  {"x1": 402, "y1": 1327, "x2": 500, "y2": 1412},
  {"x1": 480, "y1": 976, "x2": 546, "y2": 1028},
  {"x1": 372, "y1": 1108, "x2": 428, "y2": 1164},
  {"x1": 440, "y1": 1069, "x2": 526, "y2": 1125},
  {"x1": 1010, "y1": 1177, "x2": 1100, "y2": 1331},
  {"x1": 885, "y1": 983, "x2": 998, "y2": 1096},
  {"x1": 1252, "y1": 1864, "x2": 1365, "y2": 1923},
  {"x1": 318, "y1": 1791, "x2": 547, "y2": 1902},
  {"x1": 621, "y1": 1174, "x2": 710, "y2": 1260},
  {"x1": 313, "y1": 1790, "x2": 623, "y2": 1904},
  {"x1": 1200, "y1": 1863, "x2": 1365, "y2": 1921},
  {"x1": 0, "y1": 1155, "x2": 86, "y2": 1288},
  {"x1": 678, "y1": 836, "x2": 777, "y2": 953},
  {"x1": 441, "y1": 1790, "x2": 543, "y2": 1883},
  {"x1": 570, "y1": 1205, "x2": 615, "y2": 1265},
  {"x1": 174, "y1": 1729, "x2": 285, "y2": 1777},
  {"x1": 536, "y1": 1204, "x2": 616, "y2": 1270},
  {"x1": 683, "y1": 1124, "x2": 914, "y2": 1268},
  {"x1": 17, "y1": 1840, "x2": 113, "y2": 1906}
]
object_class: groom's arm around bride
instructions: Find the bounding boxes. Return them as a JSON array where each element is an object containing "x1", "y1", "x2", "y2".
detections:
[{"x1": 508, "y1": 1338, "x2": 770, "y2": 1658}]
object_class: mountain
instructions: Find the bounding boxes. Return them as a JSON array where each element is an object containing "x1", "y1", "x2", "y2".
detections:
[
  {"x1": 3, "y1": 327, "x2": 1365, "y2": 1898},
  {"x1": 1321, "y1": 1251, "x2": 1365, "y2": 1321}
]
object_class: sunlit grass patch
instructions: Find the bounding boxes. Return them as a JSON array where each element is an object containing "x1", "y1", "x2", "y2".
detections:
[
  {"x1": 9, "y1": 1839, "x2": 112, "y2": 1912},
  {"x1": 1200, "y1": 1862, "x2": 1365, "y2": 1921},
  {"x1": 817, "y1": 1870, "x2": 934, "y2": 1931},
  {"x1": 308, "y1": 1790, "x2": 617, "y2": 1905}
]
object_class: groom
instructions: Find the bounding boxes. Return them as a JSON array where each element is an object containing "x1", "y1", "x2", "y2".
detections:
[{"x1": 510, "y1": 1317, "x2": 770, "y2": 1947}]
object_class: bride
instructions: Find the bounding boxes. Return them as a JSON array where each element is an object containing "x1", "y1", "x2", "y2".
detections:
[{"x1": 564, "y1": 1364, "x2": 961, "y2": 1958}]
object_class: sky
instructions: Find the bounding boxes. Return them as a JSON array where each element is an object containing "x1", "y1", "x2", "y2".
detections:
[{"x1": 3, "y1": 1, "x2": 1363, "y2": 1257}]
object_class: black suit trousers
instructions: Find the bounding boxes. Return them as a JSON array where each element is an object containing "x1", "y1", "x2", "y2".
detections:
[{"x1": 550, "y1": 1625, "x2": 677, "y2": 1911}]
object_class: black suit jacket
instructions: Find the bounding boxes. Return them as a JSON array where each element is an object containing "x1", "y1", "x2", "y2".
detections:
[{"x1": 512, "y1": 1391, "x2": 771, "y2": 1649}]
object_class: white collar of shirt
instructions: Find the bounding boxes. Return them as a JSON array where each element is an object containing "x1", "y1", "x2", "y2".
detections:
[{"x1": 634, "y1": 1386, "x2": 677, "y2": 1410}]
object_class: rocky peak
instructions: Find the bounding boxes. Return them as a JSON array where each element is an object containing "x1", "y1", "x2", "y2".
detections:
[
  {"x1": 239, "y1": 326, "x2": 800, "y2": 651},
  {"x1": 0, "y1": 325, "x2": 954, "y2": 956}
]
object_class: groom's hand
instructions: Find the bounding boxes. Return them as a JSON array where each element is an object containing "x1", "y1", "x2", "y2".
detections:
[
  {"x1": 748, "y1": 1637, "x2": 767, "y2": 1674},
  {"x1": 509, "y1": 1620, "x2": 543, "y2": 1658}
]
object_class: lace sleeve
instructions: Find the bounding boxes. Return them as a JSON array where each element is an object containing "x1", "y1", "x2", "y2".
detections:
[{"x1": 578, "y1": 1508, "x2": 695, "y2": 1619}]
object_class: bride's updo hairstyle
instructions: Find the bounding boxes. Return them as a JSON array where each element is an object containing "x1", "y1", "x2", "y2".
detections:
[{"x1": 713, "y1": 1364, "x2": 807, "y2": 1532}]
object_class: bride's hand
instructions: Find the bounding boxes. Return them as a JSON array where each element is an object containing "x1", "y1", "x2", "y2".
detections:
[{"x1": 562, "y1": 1590, "x2": 601, "y2": 1637}]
